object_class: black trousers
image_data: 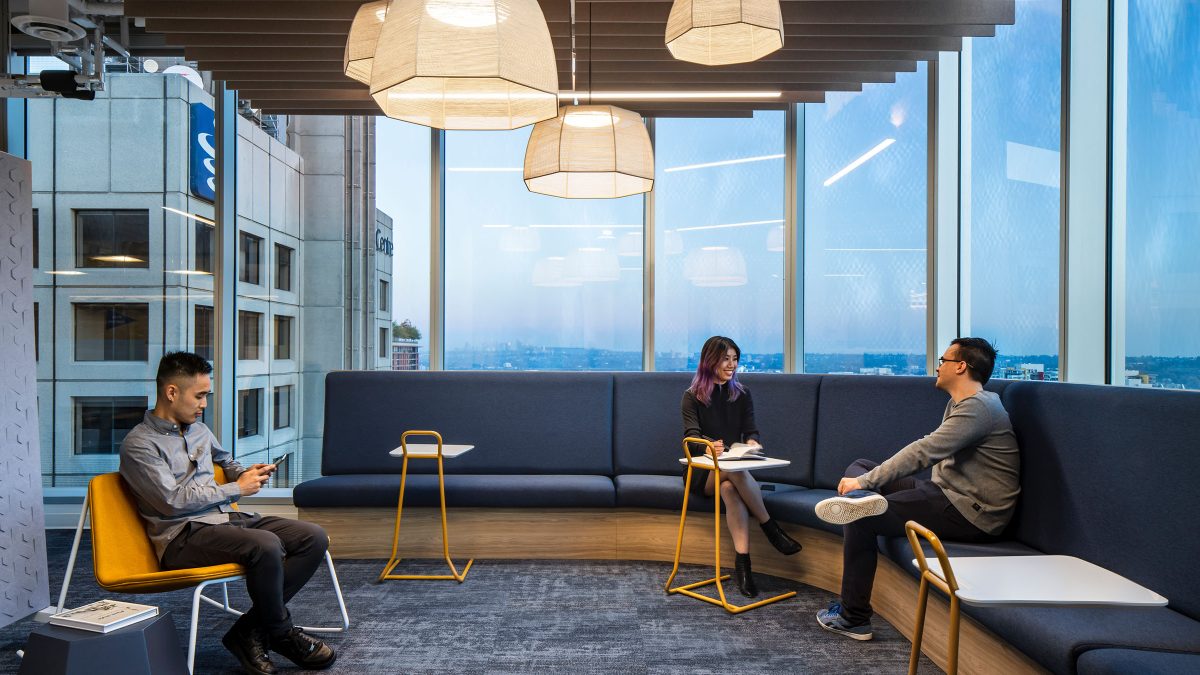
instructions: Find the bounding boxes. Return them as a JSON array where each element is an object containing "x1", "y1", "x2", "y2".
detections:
[
  {"x1": 839, "y1": 459, "x2": 993, "y2": 625},
  {"x1": 162, "y1": 513, "x2": 329, "y2": 637}
]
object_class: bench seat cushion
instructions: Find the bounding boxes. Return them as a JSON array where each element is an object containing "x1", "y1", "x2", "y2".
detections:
[
  {"x1": 964, "y1": 605, "x2": 1200, "y2": 675},
  {"x1": 614, "y1": 474, "x2": 715, "y2": 512},
  {"x1": 760, "y1": 486, "x2": 840, "y2": 534},
  {"x1": 294, "y1": 474, "x2": 616, "y2": 508},
  {"x1": 1076, "y1": 648, "x2": 1200, "y2": 675},
  {"x1": 876, "y1": 536, "x2": 1042, "y2": 573}
]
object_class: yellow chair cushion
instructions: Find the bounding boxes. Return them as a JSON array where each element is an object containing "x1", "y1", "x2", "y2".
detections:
[{"x1": 89, "y1": 472, "x2": 245, "y2": 594}]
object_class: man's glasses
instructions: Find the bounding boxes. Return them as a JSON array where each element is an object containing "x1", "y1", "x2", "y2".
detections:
[{"x1": 938, "y1": 357, "x2": 972, "y2": 369}]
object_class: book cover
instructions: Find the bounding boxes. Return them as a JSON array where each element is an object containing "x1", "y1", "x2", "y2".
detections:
[{"x1": 48, "y1": 599, "x2": 158, "y2": 633}]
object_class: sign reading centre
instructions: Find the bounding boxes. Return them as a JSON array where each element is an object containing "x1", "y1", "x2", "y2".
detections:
[{"x1": 189, "y1": 103, "x2": 216, "y2": 202}]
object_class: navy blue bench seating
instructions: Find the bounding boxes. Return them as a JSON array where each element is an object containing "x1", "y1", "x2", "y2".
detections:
[{"x1": 296, "y1": 370, "x2": 1200, "y2": 674}]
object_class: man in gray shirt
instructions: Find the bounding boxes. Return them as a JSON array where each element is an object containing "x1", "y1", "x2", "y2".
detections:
[
  {"x1": 120, "y1": 352, "x2": 336, "y2": 674},
  {"x1": 813, "y1": 338, "x2": 1020, "y2": 641}
]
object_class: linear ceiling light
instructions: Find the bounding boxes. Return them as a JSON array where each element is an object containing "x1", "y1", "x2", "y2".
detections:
[
  {"x1": 675, "y1": 218, "x2": 783, "y2": 232},
  {"x1": 665, "y1": 0, "x2": 785, "y2": 66},
  {"x1": 665, "y1": 153, "x2": 784, "y2": 173},
  {"x1": 368, "y1": 0, "x2": 559, "y2": 130},
  {"x1": 823, "y1": 138, "x2": 896, "y2": 187},
  {"x1": 575, "y1": 90, "x2": 782, "y2": 101},
  {"x1": 447, "y1": 167, "x2": 523, "y2": 172},
  {"x1": 527, "y1": 224, "x2": 641, "y2": 229}
]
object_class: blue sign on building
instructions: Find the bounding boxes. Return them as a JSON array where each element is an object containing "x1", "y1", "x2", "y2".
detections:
[{"x1": 189, "y1": 102, "x2": 216, "y2": 202}]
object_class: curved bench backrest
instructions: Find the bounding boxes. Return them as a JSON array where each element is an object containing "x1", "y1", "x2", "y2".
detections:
[{"x1": 1004, "y1": 381, "x2": 1200, "y2": 621}]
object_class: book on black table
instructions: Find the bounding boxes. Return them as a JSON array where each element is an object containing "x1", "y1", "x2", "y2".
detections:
[{"x1": 48, "y1": 599, "x2": 158, "y2": 633}]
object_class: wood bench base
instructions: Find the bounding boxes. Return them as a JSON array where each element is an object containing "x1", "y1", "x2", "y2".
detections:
[{"x1": 298, "y1": 506, "x2": 1046, "y2": 675}]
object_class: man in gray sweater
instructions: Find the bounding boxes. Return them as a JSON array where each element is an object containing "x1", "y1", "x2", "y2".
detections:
[{"x1": 814, "y1": 337, "x2": 1020, "y2": 640}]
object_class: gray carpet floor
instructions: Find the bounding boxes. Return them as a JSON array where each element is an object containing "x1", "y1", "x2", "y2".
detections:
[{"x1": 0, "y1": 531, "x2": 939, "y2": 674}]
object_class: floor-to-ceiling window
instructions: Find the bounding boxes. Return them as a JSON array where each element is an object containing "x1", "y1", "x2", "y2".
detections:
[
  {"x1": 654, "y1": 111, "x2": 786, "y2": 372},
  {"x1": 803, "y1": 65, "x2": 929, "y2": 375},
  {"x1": 1118, "y1": 0, "x2": 1200, "y2": 390},
  {"x1": 965, "y1": 0, "x2": 1062, "y2": 381},
  {"x1": 378, "y1": 119, "x2": 432, "y2": 369},
  {"x1": 444, "y1": 126, "x2": 644, "y2": 370}
]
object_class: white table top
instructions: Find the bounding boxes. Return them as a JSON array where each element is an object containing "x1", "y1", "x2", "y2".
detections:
[
  {"x1": 390, "y1": 444, "x2": 474, "y2": 459},
  {"x1": 678, "y1": 456, "x2": 790, "y2": 473},
  {"x1": 913, "y1": 555, "x2": 1168, "y2": 607}
]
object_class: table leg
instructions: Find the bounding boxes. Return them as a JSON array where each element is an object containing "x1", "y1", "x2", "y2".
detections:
[
  {"x1": 665, "y1": 466, "x2": 795, "y2": 614},
  {"x1": 379, "y1": 447, "x2": 474, "y2": 582}
]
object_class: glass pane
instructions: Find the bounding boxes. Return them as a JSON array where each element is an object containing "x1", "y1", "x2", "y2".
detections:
[
  {"x1": 74, "y1": 396, "x2": 147, "y2": 455},
  {"x1": 967, "y1": 0, "x2": 1062, "y2": 381},
  {"x1": 1122, "y1": 0, "x2": 1200, "y2": 389},
  {"x1": 75, "y1": 210, "x2": 150, "y2": 268},
  {"x1": 74, "y1": 304, "x2": 150, "y2": 361},
  {"x1": 378, "y1": 120, "x2": 431, "y2": 369},
  {"x1": 654, "y1": 112, "x2": 786, "y2": 372},
  {"x1": 804, "y1": 65, "x2": 929, "y2": 375},
  {"x1": 445, "y1": 126, "x2": 643, "y2": 370}
]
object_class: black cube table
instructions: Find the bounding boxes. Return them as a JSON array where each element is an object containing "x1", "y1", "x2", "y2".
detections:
[{"x1": 19, "y1": 609, "x2": 187, "y2": 675}]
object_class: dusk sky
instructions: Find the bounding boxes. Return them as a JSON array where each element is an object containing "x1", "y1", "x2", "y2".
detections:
[{"x1": 377, "y1": 0, "x2": 1199, "y2": 365}]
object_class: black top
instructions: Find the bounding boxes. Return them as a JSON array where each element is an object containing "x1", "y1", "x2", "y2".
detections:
[{"x1": 681, "y1": 382, "x2": 760, "y2": 450}]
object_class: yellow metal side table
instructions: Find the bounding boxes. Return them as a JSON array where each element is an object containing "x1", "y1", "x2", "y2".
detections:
[
  {"x1": 379, "y1": 430, "x2": 475, "y2": 582},
  {"x1": 664, "y1": 437, "x2": 797, "y2": 613}
]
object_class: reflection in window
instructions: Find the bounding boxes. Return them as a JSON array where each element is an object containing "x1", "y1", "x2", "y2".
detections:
[
  {"x1": 238, "y1": 388, "x2": 262, "y2": 438},
  {"x1": 445, "y1": 126, "x2": 643, "y2": 370},
  {"x1": 379, "y1": 326, "x2": 388, "y2": 359},
  {"x1": 75, "y1": 210, "x2": 150, "y2": 268},
  {"x1": 74, "y1": 303, "x2": 149, "y2": 361},
  {"x1": 194, "y1": 305, "x2": 214, "y2": 361},
  {"x1": 74, "y1": 396, "x2": 146, "y2": 454},
  {"x1": 654, "y1": 112, "x2": 785, "y2": 372},
  {"x1": 275, "y1": 315, "x2": 293, "y2": 360},
  {"x1": 275, "y1": 243, "x2": 293, "y2": 292},
  {"x1": 379, "y1": 279, "x2": 389, "y2": 312},
  {"x1": 239, "y1": 310, "x2": 262, "y2": 360},
  {"x1": 196, "y1": 221, "x2": 215, "y2": 274},
  {"x1": 239, "y1": 232, "x2": 262, "y2": 285},
  {"x1": 274, "y1": 385, "x2": 292, "y2": 430},
  {"x1": 968, "y1": 0, "x2": 1061, "y2": 381},
  {"x1": 803, "y1": 68, "x2": 929, "y2": 375},
  {"x1": 32, "y1": 209, "x2": 39, "y2": 268},
  {"x1": 1122, "y1": 0, "x2": 1200, "y2": 390}
]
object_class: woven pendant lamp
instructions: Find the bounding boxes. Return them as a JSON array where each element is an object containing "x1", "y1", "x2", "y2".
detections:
[
  {"x1": 523, "y1": 105, "x2": 655, "y2": 199},
  {"x1": 368, "y1": 0, "x2": 560, "y2": 130},
  {"x1": 665, "y1": 0, "x2": 785, "y2": 66},
  {"x1": 344, "y1": 1, "x2": 390, "y2": 85}
]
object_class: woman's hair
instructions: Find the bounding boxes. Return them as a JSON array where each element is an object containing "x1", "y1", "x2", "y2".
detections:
[{"x1": 689, "y1": 335, "x2": 745, "y2": 406}]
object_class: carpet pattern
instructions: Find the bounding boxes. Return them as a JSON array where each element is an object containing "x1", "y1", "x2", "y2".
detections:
[{"x1": 0, "y1": 531, "x2": 939, "y2": 673}]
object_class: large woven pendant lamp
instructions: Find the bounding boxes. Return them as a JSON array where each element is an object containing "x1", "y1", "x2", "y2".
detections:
[
  {"x1": 524, "y1": 105, "x2": 654, "y2": 199},
  {"x1": 368, "y1": 0, "x2": 560, "y2": 130},
  {"x1": 344, "y1": 1, "x2": 390, "y2": 85},
  {"x1": 665, "y1": 0, "x2": 785, "y2": 66}
]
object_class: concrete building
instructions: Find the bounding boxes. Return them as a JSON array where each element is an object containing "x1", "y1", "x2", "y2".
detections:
[{"x1": 29, "y1": 72, "x2": 389, "y2": 487}]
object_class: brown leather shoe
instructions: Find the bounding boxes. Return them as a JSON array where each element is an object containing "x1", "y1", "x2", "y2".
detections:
[
  {"x1": 270, "y1": 626, "x2": 337, "y2": 670},
  {"x1": 222, "y1": 625, "x2": 277, "y2": 675}
]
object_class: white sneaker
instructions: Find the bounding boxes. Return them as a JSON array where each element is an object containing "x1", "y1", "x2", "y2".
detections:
[{"x1": 815, "y1": 490, "x2": 888, "y2": 525}]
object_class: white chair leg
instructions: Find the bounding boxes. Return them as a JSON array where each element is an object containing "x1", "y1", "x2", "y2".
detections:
[
  {"x1": 54, "y1": 500, "x2": 90, "y2": 614},
  {"x1": 188, "y1": 583, "x2": 205, "y2": 674},
  {"x1": 297, "y1": 551, "x2": 351, "y2": 634}
]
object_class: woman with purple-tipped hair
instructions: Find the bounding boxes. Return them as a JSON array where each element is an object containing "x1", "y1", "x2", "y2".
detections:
[{"x1": 681, "y1": 335, "x2": 802, "y2": 598}]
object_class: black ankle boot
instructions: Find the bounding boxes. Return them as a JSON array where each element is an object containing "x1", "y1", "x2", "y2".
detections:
[
  {"x1": 735, "y1": 553, "x2": 758, "y2": 598},
  {"x1": 761, "y1": 518, "x2": 802, "y2": 555}
]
